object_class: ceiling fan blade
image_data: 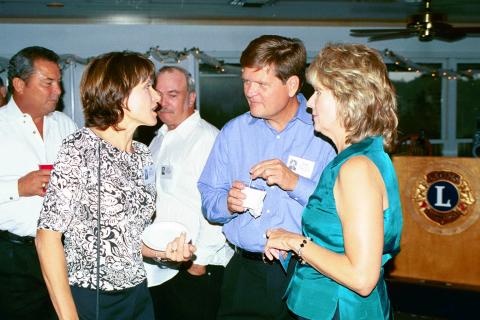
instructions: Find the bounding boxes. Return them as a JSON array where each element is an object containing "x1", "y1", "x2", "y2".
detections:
[
  {"x1": 452, "y1": 27, "x2": 480, "y2": 36},
  {"x1": 433, "y1": 33, "x2": 466, "y2": 42},
  {"x1": 350, "y1": 28, "x2": 411, "y2": 36},
  {"x1": 367, "y1": 31, "x2": 417, "y2": 42},
  {"x1": 432, "y1": 27, "x2": 480, "y2": 42},
  {"x1": 350, "y1": 0, "x2": 480, "y2": 43},
  {"x1": 427, "y1": 21, "x2": 465, "y2": 41},
  {"x1": 350, "y1": 28, "x2": 416, "y2": 41}
]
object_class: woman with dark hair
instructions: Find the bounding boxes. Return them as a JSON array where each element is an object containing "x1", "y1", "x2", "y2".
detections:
[
  {"x1": 35, "y1": 51, "x2": 195, "y2": 319},
  {"x1": 264, "y1": 43, "x2": 403, "y2": 319}
]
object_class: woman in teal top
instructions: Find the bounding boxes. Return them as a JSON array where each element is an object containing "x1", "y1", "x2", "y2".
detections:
[{"x1": 264, "y1": 43, "x2": 402, "y2": 319}]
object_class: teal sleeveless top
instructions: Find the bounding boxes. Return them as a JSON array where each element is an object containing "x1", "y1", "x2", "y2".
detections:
[{"x1": 286, "y1": 136, "x2": 402, "y2": 320}]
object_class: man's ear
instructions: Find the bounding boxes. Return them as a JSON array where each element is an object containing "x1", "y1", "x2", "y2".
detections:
[
  {"x1": 0, "y1": 85, "x2": 6, "y2": 98},
  {"x1": 12, "y1": 78, "x2": 25, "y2": 94},
  {"x1": 188, "y1": 92, "x2": 197, "y2": 108},
  {"x1": 286, "y1": 76, "x2": 300, "y2": 98}
]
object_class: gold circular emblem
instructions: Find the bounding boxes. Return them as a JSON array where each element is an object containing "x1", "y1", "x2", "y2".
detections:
[{"x1": 410, "y1": 166, "x2": 478, "y2": 235}]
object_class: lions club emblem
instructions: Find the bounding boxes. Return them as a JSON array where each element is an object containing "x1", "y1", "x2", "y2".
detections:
[{"x1": 413, "y1": 170, "x2": 476, "y2": 234}]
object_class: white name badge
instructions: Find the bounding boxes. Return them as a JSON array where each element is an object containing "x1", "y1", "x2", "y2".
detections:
[
  {"x1": 287, "y1": 155, "x2": 315, "y2": 179},
  {"x1": 143, "y1": 165, "x2": 156, "y2": 185},
  {"x1": 159, "y1": 164, "x2": 173, "y2": 179}
]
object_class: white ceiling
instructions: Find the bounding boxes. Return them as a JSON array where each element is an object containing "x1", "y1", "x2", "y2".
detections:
[{"x1": 0, "y1": 0, "x2": 479, "y2": 25}]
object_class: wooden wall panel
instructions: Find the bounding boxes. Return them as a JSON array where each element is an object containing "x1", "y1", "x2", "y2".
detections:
[{"x1": 390, "y1": 156, "x2": 480, "y2": 286}]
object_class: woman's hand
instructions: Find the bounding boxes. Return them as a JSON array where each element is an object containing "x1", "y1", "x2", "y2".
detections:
[{"x1": 263, "y1": 228, "x2": 304, "y2": 261}]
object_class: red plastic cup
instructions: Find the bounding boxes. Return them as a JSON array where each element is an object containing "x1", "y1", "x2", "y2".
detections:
[
  {"x1": 39, "y1": 164, "x2": 53, "y2": 192},
  {"x1": 38, "y1": 164, "x2": 54, "y2": 171}
]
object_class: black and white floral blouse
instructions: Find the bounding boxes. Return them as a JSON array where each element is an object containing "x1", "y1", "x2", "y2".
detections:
[{"x1": 38, "y1": 128, "x2": 156, "y2": 291}]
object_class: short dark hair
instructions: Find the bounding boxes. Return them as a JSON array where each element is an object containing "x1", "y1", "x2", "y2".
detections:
[
  {"x1": 0, "y1": 77, "x2": 4, "y2": 87},
  {"x1": 240, "y1": 35, "x2": 306, "y2": 94},
  {"x1": 8, "y1": 46, "x2": 60, "y2": 94},
  {"x1": 81, "y1": 51, "x2": 155, "y2": 131}
]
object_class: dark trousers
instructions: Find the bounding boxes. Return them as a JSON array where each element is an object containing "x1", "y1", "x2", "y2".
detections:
[
  {"x1": 217, "y1": 252, "x2": 297, "y2": 320},
  {"x1": 0, "y1": 234, "x2": 55, "y2": 320},
  {"x1": 71, "y1": 280, "x2": 154, "y2": 320},
  {"x1": 149, "y1": 264, "x2": 225, "y2": 320}
]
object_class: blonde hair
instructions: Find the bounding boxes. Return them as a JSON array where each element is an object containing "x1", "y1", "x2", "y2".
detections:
[{"x1": 307, "y1": 43, "x2": 398, "y2": 150}]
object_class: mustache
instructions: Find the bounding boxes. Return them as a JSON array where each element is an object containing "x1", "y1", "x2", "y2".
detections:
[{"x1": 157, "y1": 106, "x2": 174, "y2": 113}]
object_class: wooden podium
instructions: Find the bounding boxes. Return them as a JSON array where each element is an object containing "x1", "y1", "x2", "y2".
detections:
[{"x1": 390, "y1": 156, "x2": 480, "y2": 286}]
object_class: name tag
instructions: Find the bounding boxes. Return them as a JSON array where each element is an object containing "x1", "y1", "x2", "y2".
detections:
[
  {"x1": 287, "y1": 155, "x2": 315, "y2": 179},
  {"x1": 159, "y1": 164, "x2": 173, "y2": 179},
  {"x1": 143, "y1": 165, "x2": 156, "y2": 185}
]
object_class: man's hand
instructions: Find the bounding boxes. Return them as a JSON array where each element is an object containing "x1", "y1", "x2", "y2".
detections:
[
  {"x1": 250, "y1": 159, "x2": 298, "y2": 191},
  {"x1": 187, "y1": 264, "x2": 207, "y2": 276},
  {"x1": 18, "y1": 169, "x2": 52, "y2": 197},
  {"x1": 227, "y1": 180, "x2": 247, "y2": 214},
  {"x1": 165, "y1": 232, "x2": 196, "y2": 262}
]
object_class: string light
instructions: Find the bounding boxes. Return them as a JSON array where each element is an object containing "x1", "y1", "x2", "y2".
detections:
[
  {"x1": 383, "y1": 49, "x2": 480, "y2": 80},
  {"x1": 0, "y1": 47, "x2": 236, "y2": 74},
  {"x1": 1, "y1": 47, "x2": 479, "y2": 79}
]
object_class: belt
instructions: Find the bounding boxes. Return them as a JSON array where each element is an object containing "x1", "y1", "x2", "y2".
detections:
[
  {"x1": 0, "y1": 230, "x2": 35, "y2": 245},
  {"x1": 232, "y1": 245, "x2": 265, "y2": 261}
]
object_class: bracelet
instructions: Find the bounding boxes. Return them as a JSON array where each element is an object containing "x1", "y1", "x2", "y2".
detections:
[
  {"x1": 296, "y1": 237, "x2": 311, "y2": 264},
  {"x1": 154, "y1": 257, "x2": 169, "y2": 263},
  {"x1": 153, "y1": 251, "x2": 168, "y2": 263}
]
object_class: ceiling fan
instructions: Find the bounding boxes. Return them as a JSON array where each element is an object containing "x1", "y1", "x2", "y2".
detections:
[{"x1": 350, "y1": 0, "x2": 480, "y2": 42}]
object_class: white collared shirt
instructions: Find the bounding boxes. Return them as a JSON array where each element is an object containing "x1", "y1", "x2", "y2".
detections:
[
  {"x1": 0, "y1": 98, "x2": 77, "y2": 236},
  {"x1": 144, "y1": 111, "x2": 233, "y2": 287}
]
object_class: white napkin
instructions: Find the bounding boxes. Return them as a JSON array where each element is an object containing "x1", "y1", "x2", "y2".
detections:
[{"x1": 242, "y1": 186, "x2": 267, "y2": 218}]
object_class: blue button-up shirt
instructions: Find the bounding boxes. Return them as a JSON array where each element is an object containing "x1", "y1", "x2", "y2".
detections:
[{"x1": 198, "y1": 94, "x2": 336, "y2": 252}]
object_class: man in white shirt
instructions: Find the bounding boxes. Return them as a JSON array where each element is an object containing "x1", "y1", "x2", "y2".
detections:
[
  {"x1": 0, "y1": 46, "x2": 77, "y2": 320},
  {"x1": 144, "y1": 66, "x2": 232, "y2": 320},
  {"x1": 0, "y1": 77, "x2": 7, "y2": 107}
]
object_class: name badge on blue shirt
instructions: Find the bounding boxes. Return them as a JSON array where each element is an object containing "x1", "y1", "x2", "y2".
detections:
[
  {"x1": 143, "y1": 165, "x2": 156, "y2": 185},
  {"x1": 287, "y1": 155, "x2": 315, "y2": 179}
]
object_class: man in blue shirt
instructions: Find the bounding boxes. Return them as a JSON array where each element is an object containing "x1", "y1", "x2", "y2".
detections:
[{"x1": 198, "y1": 35, "x2": 335, "y2": 319}]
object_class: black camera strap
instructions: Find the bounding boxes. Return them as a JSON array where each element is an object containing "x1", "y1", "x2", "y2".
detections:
[{"x1": 96, "y1": 140, "x2": 101, "y2": 320}]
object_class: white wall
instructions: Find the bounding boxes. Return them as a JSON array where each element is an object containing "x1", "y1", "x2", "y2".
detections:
[{"x1": 1, "y1": 23, "x2": 479, "y2": 60}]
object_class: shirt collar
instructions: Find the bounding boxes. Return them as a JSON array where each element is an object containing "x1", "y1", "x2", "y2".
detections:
[
  {"x1": 294, "y1": 93, "x2": 313, "y2": 125},
  {"x1": 330, "y1": 136, "x2": 383, "y2": 168},
  {"x1": 247, "y1": 93, "x2": 312, "y2": 126},
  {"x1": 2, "y1": 97, "x2": 56, "y2": 121},
  {"x1": 159, "y1": 110, "x2": 200, "y2": 139},
  {"x1": 2, "y1": 98, "x2": 25, "y2": 119}
]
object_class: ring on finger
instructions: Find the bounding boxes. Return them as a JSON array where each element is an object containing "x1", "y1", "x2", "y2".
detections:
[{"x1": 41, "y1": 183, "x2": 46, "y2": 189}]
